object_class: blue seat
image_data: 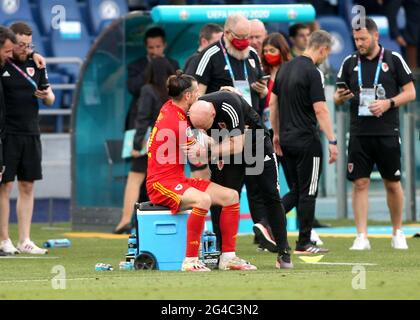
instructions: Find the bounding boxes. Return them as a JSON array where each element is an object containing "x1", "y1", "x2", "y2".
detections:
[
  {"x1": 0, "y1": 0, "x2": 33, "y2": 25},
  {"x1": 318, "y1": 16, "x2": 354, "y2": 72},
  {"x1": 371, "y1": 15, "x2": 401, "y2": 54},
  {"x1": 338, "y1": 0, "x2": 354, "y2": 26},
  {"x1": 38, "y1": 0, "x2": 82, "y2": 35},
  {"x1": 50, "y1": 22, "x2": 91, "y2": 80},
  {"x1": 87, "y1": 0, "x2": 128, "y2": 35}
]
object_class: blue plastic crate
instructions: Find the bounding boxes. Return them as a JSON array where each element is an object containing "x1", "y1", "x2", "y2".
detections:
[{"x1": 136, "y1": 202, "x2": 189, "y2": 271}]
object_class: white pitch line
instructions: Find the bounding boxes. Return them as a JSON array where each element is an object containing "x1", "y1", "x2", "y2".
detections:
[
  {"x1": 0, "y1": 277, "x2": 98, "y2": 284},
  {"x1": 303, "y1": 262, "x2": 378, "y2": 266},
  {"x1": 0, "y1": 256, "x2": 59, "y2": 259}
]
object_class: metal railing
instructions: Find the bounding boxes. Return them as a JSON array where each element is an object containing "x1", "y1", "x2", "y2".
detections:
[{"x1": 41, "y1": 57, "x2": 83, "y2": 118}]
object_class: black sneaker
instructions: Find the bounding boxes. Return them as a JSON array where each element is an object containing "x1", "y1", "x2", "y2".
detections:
[
  {"x1": 253, "y1": 223, "x2": 277, "y2": 253},
  {"x1": 253, "y1": 235, "x2": 259, "y2": 245},
  {"x1": 294, "y1": 242, "x2": 329, "y2": 254},
  {"x1": 113, "y1": 223, "x2": 132, "y2": 234},
  {"x1": 0, "y1": 250, "x2": 10, "y2": 257},
  {"x1": 276, "y1": 249, "x2": 293, "y2": 269},
  {"x1": 313, "y1": 219, "x2": 331, "y2": 228}
]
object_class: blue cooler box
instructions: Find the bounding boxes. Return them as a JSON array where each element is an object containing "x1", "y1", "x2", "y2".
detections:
[{"x1": 135, "y1": 202, "x2": 189, "y2": 271}]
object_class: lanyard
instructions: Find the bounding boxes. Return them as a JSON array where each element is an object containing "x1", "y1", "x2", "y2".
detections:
[
  {"x1": 220, "y1": 40, "x2": 248, "y2": 82},
  {"x1": 7, "y1": 59, "x2": 38, "y2": 89},
  {"x1": 358, "y1": 47, "x2": 384, "y2": 88}
]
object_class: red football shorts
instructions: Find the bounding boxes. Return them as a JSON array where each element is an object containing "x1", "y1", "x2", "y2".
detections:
[{"x1": 147, "y1": 177, "x2": 211, "y2": 214}]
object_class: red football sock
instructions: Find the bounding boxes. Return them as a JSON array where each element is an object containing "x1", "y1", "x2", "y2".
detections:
[
  {"x1": 185, "y1": 207, "x2": 207, "y2": 257},
  {"x1": 220, "y1": 203, "x2": 240, "y2": 253}
]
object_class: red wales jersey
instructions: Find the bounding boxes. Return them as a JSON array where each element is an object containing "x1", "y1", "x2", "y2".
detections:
[{"x1": 146, "y1": 100, "x2": 195, "y2": 184}]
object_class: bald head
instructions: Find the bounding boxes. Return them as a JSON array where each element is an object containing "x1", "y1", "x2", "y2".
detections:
[
  {"x1": 189, "y1": 100, "x2": 216, "y2": 130},
  {"x1": 224, "y1": 13, "x2": 250, "y2": 35},
  {"x1": 249, "y1": 19, "x2": 267, "y2": 55}
]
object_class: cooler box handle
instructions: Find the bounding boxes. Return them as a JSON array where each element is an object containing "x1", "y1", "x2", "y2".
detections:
[{"x1": 154, "y1": 221, "x2": 177, "y2": 235}]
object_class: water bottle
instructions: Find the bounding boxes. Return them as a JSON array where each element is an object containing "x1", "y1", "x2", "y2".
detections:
[
  {"x1": 127, "y1": 234, "x2": 137, "y2": 255},
  {"x1": 201, "y1": 231, "x2": 217, "y2": 255},
  {"x1": 119, "y1": 261, "x2": 134, "y2": 270},
  {"x1": 43, "y1": 239, "x2": 71, "y2": 248},
  {"x1": 201, "y1": 231, "x2": 220, "y2": 269},
  {"x1": 126, "y1": 233, "x2": 137, "y2": 262},
  {"x1": 376, "y1": 84, "x2": 386, "y2": 100},
  {"x1": 207, "y1": 233, "x2": 216, "y2": 253},
  {"x1": 201, "y1": 231, "x2": 210, "y2": 257},
  {"x1": 95, "y1": 263, "x2": 113, "y2": 271}
]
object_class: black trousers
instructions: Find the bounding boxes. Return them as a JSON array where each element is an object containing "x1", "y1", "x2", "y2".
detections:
[
  {"x1": 244, "y1": 176, "x2": 267, "y2": 225},
  {"x1": 210, "y1": 149, "x2": 289, "y2": 253},
  {"x1": 245, "y1": 152, "x2": 289, "y2": 251},
  {"x1": 280, "y1": 139, "x2": 323, "y2": 246}
]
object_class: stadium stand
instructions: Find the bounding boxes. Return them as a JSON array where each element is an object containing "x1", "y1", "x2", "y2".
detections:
[
  {"x1": 38, "y1": 0, "x2": 83, "y2": 35},
  {"x1": 318, "y1": 15, "x2": 354, "y2": 72},
  {"x1": 50, "y1": 22, "x2": 90, "y2": 60},
  {"x1": 87, "y1": 0, "x2": 129, "y2": 35},
  {"x1": 371, "y1": 15, "x2": 401, "y2": 53},
  {"x1": 0, "y1": 0, "x2": 33, "y2": 25}
]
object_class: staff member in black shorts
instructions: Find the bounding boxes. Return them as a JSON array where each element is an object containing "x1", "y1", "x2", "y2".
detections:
[
  {"x1": 334, "y1": 17, "x2": 416, "y2": 251},
  {"x1": 189, "y1": 91, "x2": 293, "y2": 269},
  {"x1": 0, "y1": 22, "x2": 55, "y2": 255},
  {"x1": 0, "y1": 26, "x2": 16, "y2": 256},
  {"x1": 271, "y1": 30, "x2": 338, "y2": 254}
]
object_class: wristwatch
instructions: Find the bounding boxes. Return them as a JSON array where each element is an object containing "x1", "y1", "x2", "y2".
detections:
[
  {"x1": 328, "y1": 139, "x2": 338, "y2": 145},
  {"x1": 390, "y1": 99, "x2": 396, "y2": 109}
]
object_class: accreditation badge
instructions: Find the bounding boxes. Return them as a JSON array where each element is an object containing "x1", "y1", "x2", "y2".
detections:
[
  {"x1": 233, "y1": 80, "x2": 252, "y2": 106},
  {"x1": 358, "y1": 87, "x2": 375, "y2": 117}
]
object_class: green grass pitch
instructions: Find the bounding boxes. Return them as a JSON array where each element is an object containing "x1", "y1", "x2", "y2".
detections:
[{"x1": 1, "y1": 222, "x2": 420, "y2": 300}]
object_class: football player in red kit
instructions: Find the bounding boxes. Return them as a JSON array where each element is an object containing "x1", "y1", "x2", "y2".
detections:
[{"x1": 146, "y1": 71, "x2": 257, "y2": 272}]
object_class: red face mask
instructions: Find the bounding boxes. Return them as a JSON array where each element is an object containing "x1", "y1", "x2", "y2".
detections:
[
  {"x1": 264, "y1": 53, "x2": 282, "y2": 66},
  {"x1": 231, "y1": 37, "x2": 250, "y2": 51}
]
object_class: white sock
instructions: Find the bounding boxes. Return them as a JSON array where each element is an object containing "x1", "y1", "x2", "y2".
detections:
[
  {"x1": 184, "y1": 257, "x2": 198, "y2": 263},
  {"x1": 220, "y1": 252, "x2": 235, "y2": 261}
]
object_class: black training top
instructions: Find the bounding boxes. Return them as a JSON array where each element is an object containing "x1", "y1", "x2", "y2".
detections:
[
  {"x1": 0, "y1": 79, "x2": 5, "y2": 139},
  {"x1": 273, "y1": 55, "x2": 326, "y2": 147},
  {"x1": 336, "y1": 47, "x2": 413, "y2": 136},
  {"x1": 194, "y1": 39, "x2": 264, "y2": 111},
  {"x1": 199, "y1": 91, "x2": 245, "y2": 139},
  {"x1": 184, "y1": 51, "x2": 200, "y2": 76},
  {"x1": 1, "y1": 58, "x2": 49, "y2": 135},
  {"x1": 199, "y1": 91, "x2": 273, "y2": 155}
]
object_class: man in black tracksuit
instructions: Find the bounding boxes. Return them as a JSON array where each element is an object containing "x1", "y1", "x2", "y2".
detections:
[
  {"x1": 271, "y1": 31, "x2": 338, "y2": 254},
  {"x1": 190, "y1": 90, "x2": 293, "y2": 269}
]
